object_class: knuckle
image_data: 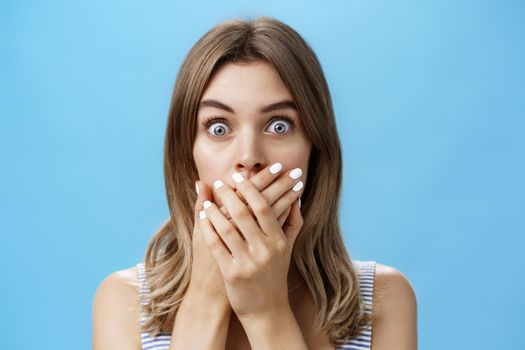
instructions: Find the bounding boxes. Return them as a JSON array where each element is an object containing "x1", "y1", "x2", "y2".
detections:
[
  {"x1": 228, "y1": 219, "x2": 240, "y2": 231},
  {"x1": 261, "y1": 194, "x2": 273, "y2": 207},
  {"x1": 257, "y1": 251, "x2": 272, "y2": 266},
  {"x1": 275, "y1": 239, "x2": 288, "y2": 253},
  {"x1": 243, "y1": 264, "x2": 258, "y2": 278},
  {"x1": 226, "y1": 266, "x2": 254, "y2": 283},
  {"x1": 232, "y1": 206, "x2": 251, "y2": 220},
  {"x1": 253, "y1": 201, "x2": 271, "y2": 216},
  {"x1": 225, "y1": 272, "x2": 241, "y2": 284},
  {"x1": 224, "y1": 269, "x2": 238, "y2": 283},
  {"x1": 223, "y1": 225, "x2": 237, "y2": 237},
  {"x1": 220, "y1": 206, "x2": 229, "y2": 216},
  {"x1": 208, "y1": 235, "x2": 222, "y2": 248}
]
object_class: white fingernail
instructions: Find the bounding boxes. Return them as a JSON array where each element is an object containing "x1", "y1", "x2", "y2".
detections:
[
  {"x1": 214, "y1": 180, "x2": 224, "y2": 189},
  {"x1": 289, "y1": 168, "x2": 302, "y2": 180},
  {"x1": 232, "y1": 172, "x2": 244, "y2": 183},
  {"x1": 199, "y1": 210, "x2": 207, "y2": 220},
  {"x1": 269, "y1": 162, "x2": 282, "y2": 174},
  {"x1": 292, "y1": 181, "x2": 304, "y2": 192},
  {"x1": 203, "y1": 200, "x2": 212, "y2": 209},
  {"x1": 195, "y1": 181, "x2": 199, "y2": 194}
]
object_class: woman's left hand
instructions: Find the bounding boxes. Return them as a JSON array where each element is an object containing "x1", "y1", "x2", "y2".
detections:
[{"x1": 198, "y1": 170, "x2": 304, "y2": 322}]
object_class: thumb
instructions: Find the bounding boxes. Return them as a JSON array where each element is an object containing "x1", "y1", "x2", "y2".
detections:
[{"x1": 283, "y1": 198, "x2": 303, "y2": 245}]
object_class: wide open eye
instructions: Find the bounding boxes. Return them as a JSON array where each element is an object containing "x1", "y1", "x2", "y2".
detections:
[
  {"x1": 201, "y1": 115, "x2": 296, "y2": 138},
  {"x1": 267, "y1": 116, "x2": 295, "y2": 134},
  {"x1": 202, "y1": 117, "x2": 231, "y2": 137}
]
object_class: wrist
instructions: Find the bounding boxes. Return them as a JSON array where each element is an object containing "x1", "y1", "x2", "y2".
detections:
[
  {"x1": 239, "y1": 306, "x2": 307, "y2": 350},
  {"x1": 181, "y1": 292, "x2": 232, "y2": 315},
  {"x1": 238, "y1": 303, "x2": 292, "y2": 327},
  {"x1": 171, "y1": 291, "x2": 232, "y2": 349}
]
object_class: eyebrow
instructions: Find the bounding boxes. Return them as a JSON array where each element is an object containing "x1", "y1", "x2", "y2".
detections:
[{"x1": 199, "y1": 99, "x2": 297, "y2": 114}]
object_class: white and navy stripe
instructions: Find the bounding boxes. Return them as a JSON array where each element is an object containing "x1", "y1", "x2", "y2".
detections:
[
  {"x1": 335, "y1": 260, "x2": 376, "y2": 349},
  {"x1": 137, "y1": 260, "x2": 376, "y2": 350}
]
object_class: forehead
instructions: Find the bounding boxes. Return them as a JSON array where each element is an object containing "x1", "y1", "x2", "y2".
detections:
[{"x1": 200, "y1": 61, "x2": 293, "y2": 104}]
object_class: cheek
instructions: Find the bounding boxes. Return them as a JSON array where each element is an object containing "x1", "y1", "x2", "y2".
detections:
[
  {"x1": 281, "y1": 140, "x2": 312, "y2": 182},
  {"x1": 193, "y1": 139, "x2": 228, "y2": 183},
  {"x1": 275, "y1": 140, "x2": 311, "y2": 167}
]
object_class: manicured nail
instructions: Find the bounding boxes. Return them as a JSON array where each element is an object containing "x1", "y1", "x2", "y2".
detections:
[
  {"x1": 195, "y1": 181, "x2": 199, "y2": 194},
  {"x1": 232, "y1": 172, "x2": 244, "y2": 183},
  {"x1": 289, "y1": 168, "x2": 302, "y2": 180},
  {"x1": 203, "y1": 200, "x2": 212, "y2": 209},
  {"x1": 269, "y1": 162, "x2": 282, "y2": 174},
  {"x1": 214, "y1": 180, "x2": 224, "y2": 189},
  {"x1": 199, "y1": 210, "x2": 207, "y2": 220},
  {"x1": 292, "y1": 181, "x2": 304, "y2": 192}
]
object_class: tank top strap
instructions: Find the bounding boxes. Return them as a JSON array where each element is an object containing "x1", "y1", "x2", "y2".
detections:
[
  {"x1": 136, "y1": 262, "x2": 172, "y2": 350},
  {"x1": 335, "y1": 260, "x2": 376, "y2": 350},
  {"x1": 136, "y1": 262, "x2": 149, "y2": 326},
  {"x1": 353, "y1": 260, "x2": 376, "y2": 308}
]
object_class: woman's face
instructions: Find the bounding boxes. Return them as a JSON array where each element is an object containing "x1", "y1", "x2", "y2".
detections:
[{"x1": 193, "y1": 60, "x2": 312, "y2": 207}]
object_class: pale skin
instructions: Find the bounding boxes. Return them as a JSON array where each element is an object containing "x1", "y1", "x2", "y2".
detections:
[{"x1": 92, "y1": 60, "x2": 418, "y2": 349}]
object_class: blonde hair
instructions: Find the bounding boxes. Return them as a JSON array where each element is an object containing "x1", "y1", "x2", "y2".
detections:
[{"x1": 142, "y1": 16, "x2": 372, "y2": 346}]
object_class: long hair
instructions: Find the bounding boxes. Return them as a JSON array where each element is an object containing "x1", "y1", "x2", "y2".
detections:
[{"x1": 141, "y1": 16, "x2": 372, "y2": 346}]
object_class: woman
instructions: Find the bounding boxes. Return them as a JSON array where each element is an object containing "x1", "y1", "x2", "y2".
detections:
[{"x1": 93, "y1": 16, "x2": 417, "y2": 350}]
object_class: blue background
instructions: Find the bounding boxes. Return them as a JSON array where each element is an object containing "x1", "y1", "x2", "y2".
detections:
[{"x1": 1, "y1": 1, "x2": 523, "y2": 349}]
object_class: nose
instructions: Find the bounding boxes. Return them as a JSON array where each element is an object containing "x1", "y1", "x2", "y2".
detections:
[{"x1": 233, "y1": 131, "x2": 267, "y2": 178}]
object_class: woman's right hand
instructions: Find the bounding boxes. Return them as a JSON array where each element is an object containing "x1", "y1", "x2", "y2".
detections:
[
  {"x1": 186, "y1": 163, "x2": 303, "y2": 306},
  {"x1": 186, "y1": 180, "x2": 231, "y2": 308}
]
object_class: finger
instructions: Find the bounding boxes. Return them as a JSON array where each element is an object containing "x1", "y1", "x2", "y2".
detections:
[
  {"x1": 199, "y1": 188, "x2": 250, "y2": 242},
  {"x1": 278, "y1": 206, "x2": 292, "y2": 227},
  {"x1": 198, "y1": 209, "x2": 233, "y2": 274},
  {"x1": 224, "y1": 166, "x2": 303, "y2": 220},
  {"x1": 195, "y1": 181, "x2": 232, "y2": 249},
  {"x1": 230, "y1": 172, "x2": 282, "y2": 240},
  {"x1": 259, "y1": 167, "x2": 304, "y2": 207},
  {"x1": 213, "y1": 179, "x2": 265, "y2": 248},
  {"x1": 216, "y1": 162, "x2": 284, "y2": 218},
  {"x1": 202, "y1": 198, "x2": 249, "y2": 262},
  {"x1": 236, "y1": 162, "x2": 285, "y2": 203},
  {"x1": 193, "y1": 180, "x2": 208, "y2": 238},
  {"x1": 270, "y1": 179, "x2": 304, "y2": 219}
]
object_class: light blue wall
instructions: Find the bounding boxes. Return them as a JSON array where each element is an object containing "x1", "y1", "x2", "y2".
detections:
[{"x1": 1, "y1": 1, "x2": 523, "y2": 349}]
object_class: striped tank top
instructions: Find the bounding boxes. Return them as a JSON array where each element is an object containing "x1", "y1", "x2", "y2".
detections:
[{"x1": 137, "y1": 260, "x2": 376, "y2": 350}]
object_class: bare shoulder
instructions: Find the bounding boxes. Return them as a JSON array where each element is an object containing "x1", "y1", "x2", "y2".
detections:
[
  {"x1": 92, "y1": 265, "x2": 142, "y2": 350},
  {"x1": 371, "y1": 263, "x2": 418, "y2": 350}
]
